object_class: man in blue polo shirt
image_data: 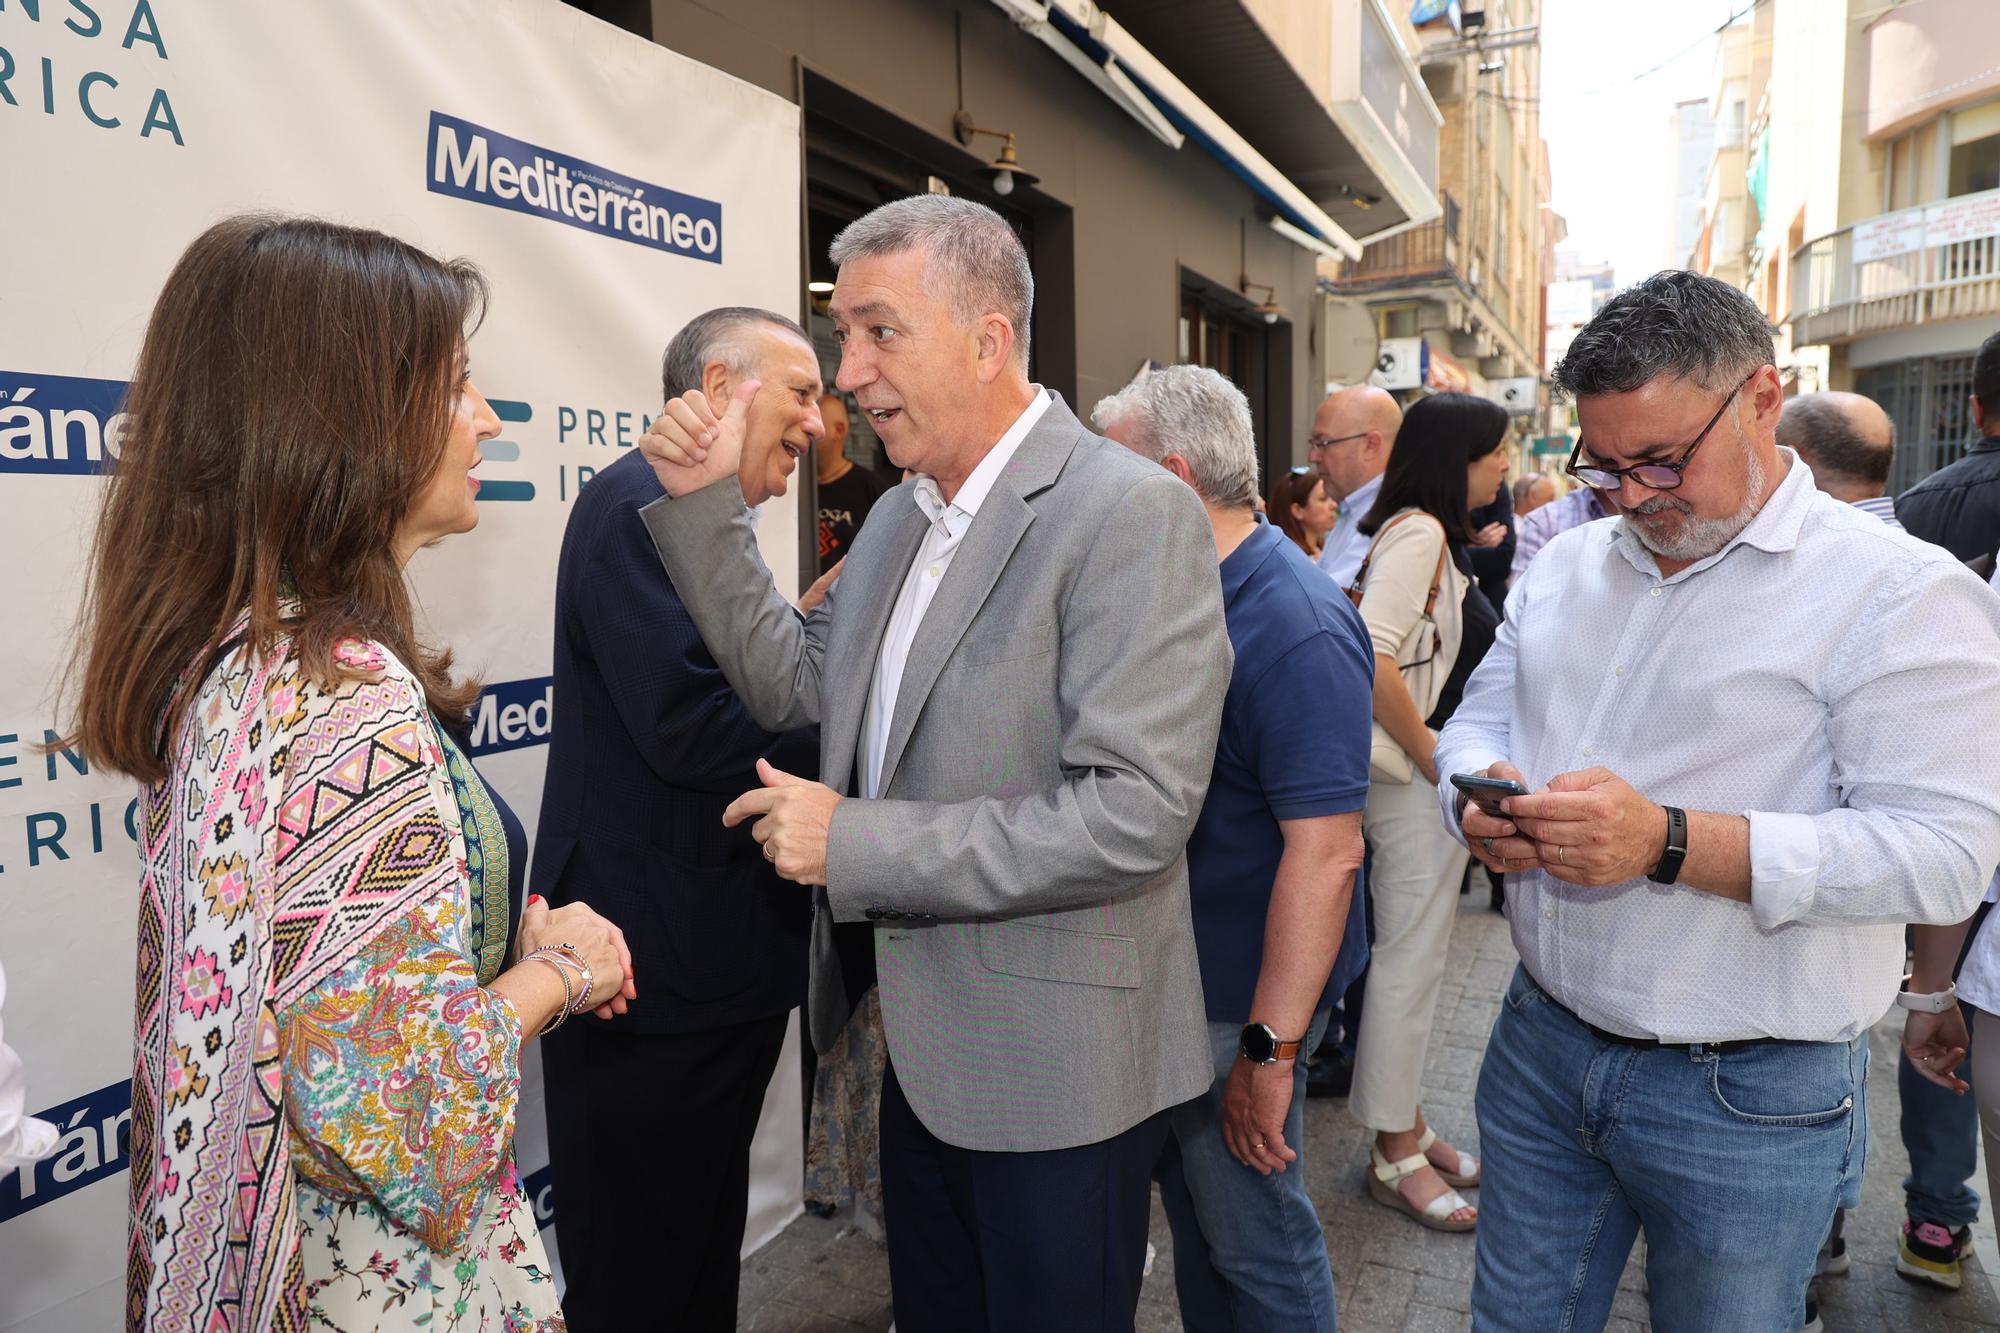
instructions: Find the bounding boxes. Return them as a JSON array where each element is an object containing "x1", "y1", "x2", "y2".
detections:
[{"x1": 1095, "y1": 367, "x2": 1374, "y2": 1332}]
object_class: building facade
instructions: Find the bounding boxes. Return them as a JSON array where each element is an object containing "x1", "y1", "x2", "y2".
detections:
[
  {"x1": 1680, "y1": 0, "x2": 2000, "y2": 492},
  {"x1": 1319, "y1": 0, "x2": 1551, "y2": 450},
  {"x1": 562, "y1": 0, "x2": 1444, "y2": 582}
]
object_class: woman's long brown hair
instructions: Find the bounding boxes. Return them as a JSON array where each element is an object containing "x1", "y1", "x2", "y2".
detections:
[
  {"x1": 1268, "y1": 468, "x2": 1323, "y2": 555},
  {"x1": 63, "y1": 214, "x2": 488, "y2": 783}
]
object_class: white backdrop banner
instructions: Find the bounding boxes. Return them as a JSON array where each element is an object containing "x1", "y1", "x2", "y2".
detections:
[{"x1": 0, "y1": 2, "x2": 806, "y2": 1327}]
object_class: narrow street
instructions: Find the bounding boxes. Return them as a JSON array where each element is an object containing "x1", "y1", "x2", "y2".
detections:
[{"x1": 739, "y1": 896, "x2": 2000, "y2": 1332}]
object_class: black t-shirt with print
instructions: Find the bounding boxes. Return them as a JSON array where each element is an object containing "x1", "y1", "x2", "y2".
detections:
[{"x1": 816, "y1": 462, "x2": 895, "y2": 574}]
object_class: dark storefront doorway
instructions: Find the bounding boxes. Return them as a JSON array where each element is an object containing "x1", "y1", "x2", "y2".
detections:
[
  {"x1": 1179, "y1": 268, "x2": 1294, "y2": 499},
  {"x1": 794, "y1": 69, "x2": 1075, "y2": 588}
]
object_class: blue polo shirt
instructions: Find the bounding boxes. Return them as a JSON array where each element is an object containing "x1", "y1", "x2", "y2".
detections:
[{"x1": 1187, "y1": 517, "x2": 1376, "y2": 1023}]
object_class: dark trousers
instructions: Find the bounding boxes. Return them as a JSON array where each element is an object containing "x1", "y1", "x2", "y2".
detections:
[
  {"x1": 542, "y1": 1012, "x2": 789, "y2": 1332},
  {"x1": 880, "y1": 1060, "x2": 1170, "y2": 1333}
]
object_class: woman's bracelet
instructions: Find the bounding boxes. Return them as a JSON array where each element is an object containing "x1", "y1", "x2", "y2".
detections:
[
  {"x1": 521, "y1": 944, "x2": 595, "y2": 1022},
  {"x1": 547, "y1": 942, "x2": 595, "y2": 1017},
  {"x1": 523, "y1": 950, "x2": 576, "y2": 1035}
]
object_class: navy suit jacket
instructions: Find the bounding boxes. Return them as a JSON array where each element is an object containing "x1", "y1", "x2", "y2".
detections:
[{"x1": 531, "y1": 449, "x2": 816, "y2": 1033}]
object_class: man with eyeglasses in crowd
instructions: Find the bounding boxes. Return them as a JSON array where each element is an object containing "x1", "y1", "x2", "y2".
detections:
[
  {"x1": 1436, "y1": 271, "x2": 2000, "y2": 1331},
  {"x1": 1307, "y1": 384, "x2": 1402, "y2": 586}
]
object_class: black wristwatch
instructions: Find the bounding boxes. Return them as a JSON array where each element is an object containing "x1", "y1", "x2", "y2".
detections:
[
  {"x1": 1648, "y1": 805, "x2": 1688, "y2": 885},
  {"x1": 1239, "y1": 1022, "x2": 1305, "y2": 1065}
]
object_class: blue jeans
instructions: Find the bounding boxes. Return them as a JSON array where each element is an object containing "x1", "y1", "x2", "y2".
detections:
[
  {"x1": 1472, "y1": 966, "x2": 1866, "y2": 1333},
  {"x1": 1156, "y1": 1012, "x2": 1336, "y2": 1333}
]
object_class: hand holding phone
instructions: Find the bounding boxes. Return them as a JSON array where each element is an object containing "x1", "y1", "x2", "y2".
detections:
[{"x1": 1450, "y1": 772, "x2": 1529, "y2": 815}]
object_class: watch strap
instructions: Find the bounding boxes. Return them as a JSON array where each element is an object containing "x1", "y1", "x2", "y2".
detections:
[
  {"x1": 1239, "y1": 1023, "x2": 1307, "y2": 1064},
  {"x1": 1648, "y1": 805, "x2": 1688, "y2": 885},
  {"x1": 1897, "y1": 978, "x2": 1958, "y2": 1014}
]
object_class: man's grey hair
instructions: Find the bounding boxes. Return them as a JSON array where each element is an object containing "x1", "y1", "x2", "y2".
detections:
[
  {"x1": 829, "y1": 195, "x2": 1034, "y2": 368},
  {"x1": 1091, "y1": 365, "x2": 1259, "y2": 510},
  {"x1": 1512, "y1": 472, "x2": 1547, "y2": 507},
  {"x1": 1776, "y1": 394, "x2": 1895, "y2": 488},
  {"x1": 1552, "y1": 270, "x2": 1774, "y2": 398},
  {"x1": 661, "y1": 306, "x2": 810, "y2": 399}
]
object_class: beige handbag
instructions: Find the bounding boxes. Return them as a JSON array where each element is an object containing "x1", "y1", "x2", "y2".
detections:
[{"x1": 1347, "y1": 513, "x2": 1447, "y2": 785}]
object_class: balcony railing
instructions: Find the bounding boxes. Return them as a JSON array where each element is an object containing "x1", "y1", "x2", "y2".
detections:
[
  {"x1": 1326, "y1": 193, "x2": 1459, "y2": 287},
  {"x1": 1791, "y1": 186, "x2": 2000, "y2": 346}
]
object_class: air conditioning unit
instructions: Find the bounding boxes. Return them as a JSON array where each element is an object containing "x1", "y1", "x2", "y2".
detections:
[
  {"x1": 1372, "y1": 337, "x2": 1425, "y2": 391},
  {"x1": 1492, "y1": 376, "x2": 1539, "y2": 416}
]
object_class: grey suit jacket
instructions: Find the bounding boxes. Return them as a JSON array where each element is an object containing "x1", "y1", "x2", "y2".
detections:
[{"x1": 642, "y1": 394, "x2": 1230, "y2": 1151}]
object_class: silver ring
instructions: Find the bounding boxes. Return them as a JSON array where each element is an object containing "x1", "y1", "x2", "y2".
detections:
[
  {"x1": 1481, "y1": 837, "x2": 1494, "y2": 856},
  {"x1": 763, "y1": 841, "x2": 777, "y2": 861},
  {"x1": 1924, "y1": 1055, "x2": 1933, "y2": 1063}
]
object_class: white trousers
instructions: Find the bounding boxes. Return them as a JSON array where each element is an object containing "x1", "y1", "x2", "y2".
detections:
[{"x1": 1350, "y1": 768, "x2": 1471, "y2": 1134}]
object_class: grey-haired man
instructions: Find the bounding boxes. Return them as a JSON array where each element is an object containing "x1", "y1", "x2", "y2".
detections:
[
  {"x1": 637, "y1": 196, "x2": 1229, "y2": 1331},
  {"x1": 1097, "y1": 366, "x2": 1372, "y2": 1333},
  {"x1": 1439, "y1": 271, "x2": 2000, "y2": 1330}
]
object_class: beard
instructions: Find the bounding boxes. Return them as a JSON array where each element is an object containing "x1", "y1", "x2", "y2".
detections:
[{"x1": 1620, "y1": 446, "x2": 1767, "y2": 563}]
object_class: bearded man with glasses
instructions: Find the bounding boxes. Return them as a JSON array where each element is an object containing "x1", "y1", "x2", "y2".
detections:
[{"x1": 1432, "y1": 270, "x2": 2000, "y2": 1332}]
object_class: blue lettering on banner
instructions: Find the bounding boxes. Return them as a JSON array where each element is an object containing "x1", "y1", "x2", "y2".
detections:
[
  {"x1": 522, "y1": 1164, "x2": 556, "y2": 1232},
  {"x1": 0, "y1": 370, "x2": 130, "y2": 475},
  {"x1": 0, "y1": 1077, "x2": 131, "y2": 1224},
  {"x1": 466, "y1": 677, "x2": 555, "y2": 757},
  {"x1": 0, "y1": 0, "x2": 183, "y2": 147},
  {"x1": 427, "y1": 112, "x2": 722, "y2": 264},
  {"x1": 0, "y1": 1079, "x2": 563, "y2": 1236}
]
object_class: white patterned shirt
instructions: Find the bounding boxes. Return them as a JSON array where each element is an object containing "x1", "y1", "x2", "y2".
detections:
[
  {"x1": 1436, "y1": 452, "x2": 2000, "y2": 1042},
  {"x1": 859, "y1": 389, "x2": 1051, "y2": 800}
]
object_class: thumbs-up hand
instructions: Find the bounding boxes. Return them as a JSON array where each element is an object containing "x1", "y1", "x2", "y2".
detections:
[
  {"x1": 723, "y1": 757, "x2": 842, "y2": 886},
  {"x1": 640, "y1": 379, "x2": 759, "y2": 498}
]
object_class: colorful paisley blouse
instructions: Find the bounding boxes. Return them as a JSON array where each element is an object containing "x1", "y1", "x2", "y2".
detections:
[{"x1": 127, "y1": 630, "x2": 562, "y2": 1331}]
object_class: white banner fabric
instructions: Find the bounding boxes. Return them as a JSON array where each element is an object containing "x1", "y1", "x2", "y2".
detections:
[{"x1": 0, "y1": 2, "x2": 806, "y2": 1327}]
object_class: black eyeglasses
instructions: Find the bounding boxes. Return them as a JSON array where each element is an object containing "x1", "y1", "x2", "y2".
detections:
[
  {"x1": 1307, "y1": 432, "x2": 1368, "y2": 453},
  {"x1": 1566, "y1": 370, "x2": 1758, "y2": 492}
]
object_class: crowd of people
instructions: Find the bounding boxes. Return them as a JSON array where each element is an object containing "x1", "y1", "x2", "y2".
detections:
[{"x1": 15, "y1": 192, "x2": 2000, "y2": 1333}]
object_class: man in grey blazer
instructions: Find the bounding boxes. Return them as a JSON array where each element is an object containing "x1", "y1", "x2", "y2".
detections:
[{"x1": 637, "y1": 195, "x2": 1230, "y2": 1330}]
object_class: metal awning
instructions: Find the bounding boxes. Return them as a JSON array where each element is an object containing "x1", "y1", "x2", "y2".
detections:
[
  {"x1": 990, "y1": 0, "x2": 1365, "y2": 259},
  {"x1": 1096, "y1": 0, "x2": 1442, "y2": 240}
]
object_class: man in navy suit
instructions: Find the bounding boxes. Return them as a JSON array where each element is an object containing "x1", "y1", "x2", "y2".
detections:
[{"x1": 532, "y1": 307, "x2": 825, "y2": 1331}]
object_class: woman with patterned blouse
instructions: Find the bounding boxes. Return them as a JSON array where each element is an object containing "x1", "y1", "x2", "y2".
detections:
[{"x1": 63, "y1": 215, "x2": 634, "y2": 1332}]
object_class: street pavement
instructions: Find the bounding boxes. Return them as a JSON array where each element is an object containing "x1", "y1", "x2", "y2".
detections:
[{"x1": 736, "y1": 895, "x2": 2000, "y2": 1332}]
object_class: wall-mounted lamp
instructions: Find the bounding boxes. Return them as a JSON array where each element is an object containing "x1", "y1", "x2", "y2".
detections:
[
  {"x1": 953, "y1": 110, "x2": 1040, "y2": 197},
  {"x1": 1333, "y1": 182, "x2": 1381, "y2": 210},
  {"x1": 807, "y1": 281, "x2": 835, "y2": 294},
  {"x1": 1240, "y1": 279, "x2": 1285, "y2": 326}
]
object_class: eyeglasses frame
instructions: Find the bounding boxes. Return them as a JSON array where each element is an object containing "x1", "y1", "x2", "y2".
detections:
[{"x1": 1565, "y1": 369, "x2": 1760, "y2": 493}]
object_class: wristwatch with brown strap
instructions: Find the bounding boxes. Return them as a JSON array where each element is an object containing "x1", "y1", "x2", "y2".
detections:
[{"x1": 1239, "y1": 1022, "x2": 1306, "y2": 1065}]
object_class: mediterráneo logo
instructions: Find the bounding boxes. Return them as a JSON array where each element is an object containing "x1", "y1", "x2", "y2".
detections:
[
  {"x1": 467, "y1": 676, "x2": 554, "y2": 758},
  {"x1": 428, "y1": 112, "x2": 722, "y2": 264},
  {"x1": 0, "y1": 370, "x2": 129, "y2": 475}
]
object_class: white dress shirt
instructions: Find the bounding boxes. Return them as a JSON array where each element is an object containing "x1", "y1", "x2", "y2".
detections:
[
  {"x1": 0, "y1": 963, "x2": 57, "y2": 1180},
  {"x1": 1435, "y1": 452, "x2": 2000, "y2": 1042},
  {"x1": 1317, "y1": 472, "x2": 1384, "y2": 588},
  {"x1": 859, "y1": 388, "x2": 1052, "y2": 800}
]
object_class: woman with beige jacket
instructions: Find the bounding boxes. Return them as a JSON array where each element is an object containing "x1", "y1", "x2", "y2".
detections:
[{"x1": 1346, "y1": 392, "x2": 1511, "y2": 1233}]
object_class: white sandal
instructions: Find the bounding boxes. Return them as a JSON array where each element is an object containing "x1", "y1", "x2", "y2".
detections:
[
  {"x1": 1417, "y1": 1125, "x2": 1480, "y2": 1189},
  {"x1": 1368, "y1": 1145, "x2": 1477, "y2": 1232}
]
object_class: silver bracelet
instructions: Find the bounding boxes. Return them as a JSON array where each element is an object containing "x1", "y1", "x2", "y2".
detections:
[
  {"x1": 550, "y1": 942, "x2": 596, "y2": 1016},
  {"x1": 523, "y1": 950, "x2": 576, "y2": 1034}
]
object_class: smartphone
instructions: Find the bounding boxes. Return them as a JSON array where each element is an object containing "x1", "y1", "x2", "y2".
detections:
[{"x1": 1450, "y1": 773, "x2": 1529, "y2": 813}]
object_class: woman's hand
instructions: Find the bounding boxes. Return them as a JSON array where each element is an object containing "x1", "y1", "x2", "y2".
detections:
[
  {"x1": 516, "y1": 896, "x2": 635, "y2": 1018},
  {"x1": 1905, "y1": 1006, "x2": 1971, "y2": 1094}
]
